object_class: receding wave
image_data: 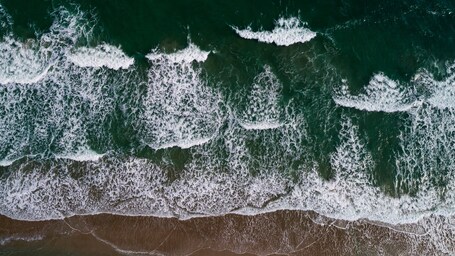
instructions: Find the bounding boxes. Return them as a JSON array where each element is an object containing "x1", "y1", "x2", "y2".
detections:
[
  {"x1": 0, "y1": 6, "x2": 88, "y2": 86},
  {"x1": 232, "y1": 17, "x2": 317, "y2": 46},
  {"x1": 2, "y1": 67, "x2": 455, "y2": 228},
  {"x1": 394, "y1": 64, "x2": 455, "y2": 197},
  {"x1": 0, "y1": 234, "x2": 44, "y2": 246}
]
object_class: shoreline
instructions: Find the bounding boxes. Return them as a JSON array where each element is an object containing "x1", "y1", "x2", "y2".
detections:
[
  {"x1": 1, "y1": 210, "x2": 452, "y2": 255},
  {"x1": 1, "y1": 203, "x2": 450, "y2": 225}
]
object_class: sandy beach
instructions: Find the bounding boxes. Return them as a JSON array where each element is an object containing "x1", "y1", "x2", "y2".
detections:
[{"x1": 1, "y1": 210, "x2": 451, "y2": 255}]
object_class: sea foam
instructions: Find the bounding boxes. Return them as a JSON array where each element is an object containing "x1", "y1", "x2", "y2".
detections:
[
  {"x1": 233, "y1": 17, "x2": 316, "y2": 46},
  {"x1": 0, "y1": 6, "x2": 132, "y2": 164},
  {"x1": 0, "y1": 3, "x2": 12, "y2": 32},
  {"x1": 0, "y1": 6, "x2": 89, "y2": 86},
  {"x1": 422, "y1": 65, "x2": 455, "y2": 109},
  {"x1": 394, "y1": 66, "x2": 455, "y2": 194},
  {"x1": 1, "y1": 113, "x2": 455, "y2": 248},
  {"x1": 55, "y1": 148, "x2": 105, "y2": 162},
  {"x1": 67, "y1": 44, "x2": 134, "y2": 70},
  {"x1": 326, "y1": 65, "x2": 455, "y2": 225},
  {"x1": 141, "y1": 43, "x2": 223, "y2": 149},
  {"x1": 146, "y1": 43, "x2": 210, "y2": 63},
  {"x1": 0, "y1": 235, "x2": 44, "y2": 246},
  {"x1": 237, "y1": 65, "x2": 284, "y2": 130},
  {"x1": 0, "y1": 37, "x2": 53, "y2": 85},
  {"x1": 2, "y1": 6, "x2": 455, "y2": 252},
  {"x1": 333, "y1": 73, "x2": 419, "y2": 112}
]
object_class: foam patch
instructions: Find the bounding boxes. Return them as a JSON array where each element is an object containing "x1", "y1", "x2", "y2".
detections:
[
  {"x1": 333, "y1": 73, "x2": 419, "y2": 112},
  {"x1": 67, "y1": 44, "x2": 134, "y2": 70},
  {"x1": 141, "y1": 43, "x2": 223, "y2": 149},
  {"x1": 233, "y1": 17, "x2": 316, "y2": 46}
]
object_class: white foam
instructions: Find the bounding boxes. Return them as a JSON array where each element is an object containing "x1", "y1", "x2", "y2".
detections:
[
  {"x1": 419, "y1": 65, "x2": 455, "y2": 109},
  {"x1": 334, "y1": 67, "x2": 455, "y2": 113},
  {"x1": 0, "y1": 154, "x2": 39, "y2": 167},
  {"x1": 0, "y1": 128, "x2": 445, "y2": 227},
  {"x1": 276, "y1": 117, "x2": 449, "y2": 225},
  {"x1": 0, "y1": 159, "x2": 14, "y2": 167},
  {"x1": 333, "y1": 73, "x2": 419, "y2": 112},
  {"x1": 0, "y1": 235, "x2": 44, "y2": 246},
  {"x1": 329, "y1": 116, "x2": 374, "y2": 180},
  {"x1": 233, "y1": 17, "x2": 316, "y2": 46},
  {"x1": 55, "y1": 148, "x2": 105, "y2": 162},
  {"x1": 238, "y1": 121, "x2": 283, "y2": 130},
  {"x1": 1, "y1": 8, "x2": 455, "y2": 252},
  {"x1": 152, "y1": 136, "x2": 215, "y2": 150},
  {"x1": 1, "y1": 113, "x2": 455, "y2": 233},
  {"x1": 67, "y1": 44, "x2": 134, "y2": 70},
  {"x1": 0, "y1": 6, "x2": 127, "y2": 163},
  {"x1": 332, "y1": 66, "x2": 455, "y2": 205},
  {"x1": 141, "y1": 43, "x2": 223, "y2": 149},
  {"x1": 0, "y1": 6, "x2": 92, "y2": 86},
  {"x1": 146, "y1": 43, "x2": 210, "y2": 63},
  {"x1": 395, "y1": 107, "x2": 455, "y2": 194},
  {"x1": 0, "y1": 3, "x2": 13, "y2": 31},
  {"x1": 0, "y1": 36, "x2": 53, "y2": 85},
  {"x1": 0, "y1": 157, "x2": 171, "y2": 220},
  {"x1": 237, "y1": 65, "x2": 284, "y2": 130}
]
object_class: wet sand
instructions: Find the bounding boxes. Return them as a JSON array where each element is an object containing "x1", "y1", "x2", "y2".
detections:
[{"x1": 0, "y1": 210, "x2": 452, "y2": 255}]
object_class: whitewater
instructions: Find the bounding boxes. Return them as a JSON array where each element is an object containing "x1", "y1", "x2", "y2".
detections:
[{"x1": 1, "y1": 7, "x2": 455, "y2": 254}]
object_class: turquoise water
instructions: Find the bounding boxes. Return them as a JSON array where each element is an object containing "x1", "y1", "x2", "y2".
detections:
[{"x1": 1, "y1": 0, "x2": 455, "y2": 224}]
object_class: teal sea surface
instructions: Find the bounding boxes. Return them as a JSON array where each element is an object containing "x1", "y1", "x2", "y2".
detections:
[{"x1": 1, "y1": 0, "x2": 455, "y2": 229}]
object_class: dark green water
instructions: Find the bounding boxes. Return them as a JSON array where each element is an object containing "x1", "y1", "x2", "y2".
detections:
[{"x1": 1, "y1": 0, "x2": 455, "y2": 224}]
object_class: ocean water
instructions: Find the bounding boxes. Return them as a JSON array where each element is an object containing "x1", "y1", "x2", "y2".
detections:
[{"x1": 1, "y1": 0, "x2": 455, "y2": 235}]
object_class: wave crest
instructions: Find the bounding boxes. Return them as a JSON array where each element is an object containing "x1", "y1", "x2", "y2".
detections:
[
  {"x1": 67, "y1": 44, "x2": 134, "y2": 70},
  {"x1": 146, "y1": 43, "x2": 210, "y2": 63},
  {"x1": 333, "y1": 73, "x2": 419, "y2": 112},
  {"x1": 233, "y1": 17, "x2": 316, "y2": 46}
]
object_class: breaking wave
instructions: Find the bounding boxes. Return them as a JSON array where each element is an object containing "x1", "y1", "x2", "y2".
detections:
[
  {"x1": 333, "y1": 73, "x2": 419, "y2": 112},
  {"x1": 233, "y1": 17, "x2": 316, "y2": 46},
  {"x1": 334, "y1": 66, "x2": 455, "y2": 113},
  {"x1": 67, "y1": 44, "x2": 134, "y2": 70},
  {"x1": 0, "y1": 36, "x2": 53, "y2": 85}
]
